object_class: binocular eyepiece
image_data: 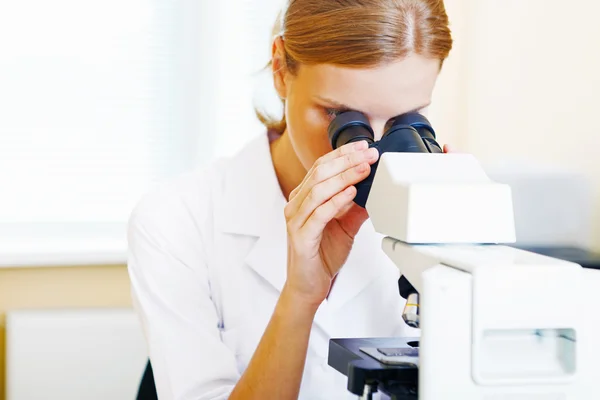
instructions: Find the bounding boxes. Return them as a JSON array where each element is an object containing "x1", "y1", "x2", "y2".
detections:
[{"x1": 327, "y1": 111, "x2": 442, "y2": 207}]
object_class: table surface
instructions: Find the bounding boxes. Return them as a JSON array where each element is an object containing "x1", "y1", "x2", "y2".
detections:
[{"x1": 510, "y1": 245, "x2": 600, "y2": 269}]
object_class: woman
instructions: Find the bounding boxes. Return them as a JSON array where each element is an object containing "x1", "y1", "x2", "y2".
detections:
[{"x1": 128, "y1": 0, "x2": 453, "y2": 399}]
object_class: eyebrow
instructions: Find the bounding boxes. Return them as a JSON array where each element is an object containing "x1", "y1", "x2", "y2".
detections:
[{"x1": 315, "y1": 95, "x2": 431, "y2": 115}]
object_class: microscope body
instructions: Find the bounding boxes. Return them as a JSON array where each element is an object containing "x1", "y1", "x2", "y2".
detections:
[
  {"x1": 380, "y1": 240, "x2": 600, "y2": 399},
  {"x1": 350, "y1": 152, "x2": 600, "y2": 399}
]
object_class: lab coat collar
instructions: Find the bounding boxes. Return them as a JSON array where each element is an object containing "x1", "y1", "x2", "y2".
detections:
[
  {"x1": 218, "y1": 132, "x2": 389, "y2": 333},
  {"x1": 218, "y1": 131, "x2": 289, "y2": 294},
  {"x1": 218, "y1": 132, "x2": 285, "y2": 238}
]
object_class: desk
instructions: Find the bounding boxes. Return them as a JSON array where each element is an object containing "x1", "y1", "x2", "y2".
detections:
[{"x1": 510, "y1": 245, "x2": 600, "y2": 270}]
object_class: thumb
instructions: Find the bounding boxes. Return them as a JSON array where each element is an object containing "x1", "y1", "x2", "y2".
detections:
[
  {"x1": 338, "y1": 203, "x2": 369, "y2": 238},
  {"x1": 443, "y1": 144, "x2": 466, "y2": 153}
]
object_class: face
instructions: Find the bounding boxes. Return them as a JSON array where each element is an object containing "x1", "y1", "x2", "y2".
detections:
[{"x1": 272, "y1": 40, "x2": 441, "y2": 171}]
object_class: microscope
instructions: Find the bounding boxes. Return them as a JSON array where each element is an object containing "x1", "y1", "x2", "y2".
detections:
[{"x1": 326, "y1": 111, "x2": 600, "y2": 399}]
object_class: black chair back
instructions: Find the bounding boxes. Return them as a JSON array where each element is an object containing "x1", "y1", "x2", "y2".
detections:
[{"x1": 137, "y1": 360, "x2": 158, "y2": 400}]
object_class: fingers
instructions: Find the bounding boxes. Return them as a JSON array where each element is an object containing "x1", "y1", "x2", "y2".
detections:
[
  {"x1": 337, "y1": 203, "x2": 369, "y2": 238},
  {"x1": 286, "y1": 145, "x2": 378, "y2": 221},
  {"x1": 288, "y1": 140, "x2": 369, "y2": 202},
  {"x1": 289, "y1": 185, "x2": 301, "y2": 201},
  {"x1": 443, "y1": 144, "x2": 465, "y2": 153},
  {"x1": 296, "y1": 146, "x2": 377, "y2": 206},
  {"x1": 334, "y1": 200, "x2": 355, "y2": 220},
  {"x1": 287, "y1": 159, "x2": 373, "y2": 231},
  {"x1": 318, "y1": 140, "x2": 369, "y2": 166},
  {"x1": 301, "y1": 185, "x2": 357, "y2": 239},
  {"x1": 294, "y1": 160, "x2": 370, "y2": 228}
]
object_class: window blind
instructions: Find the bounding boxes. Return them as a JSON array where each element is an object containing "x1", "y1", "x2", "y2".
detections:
[
  {"x1": 0, "y1": 0, "x2": 208, "y2": 225},
  {"x1": 0, "y1": 0, "x2": 285, "y2": 264}
]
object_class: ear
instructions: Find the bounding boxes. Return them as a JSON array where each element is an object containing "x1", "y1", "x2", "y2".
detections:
[{"x1": 271, "y1": 36, "x2": 289, "y2": 100}]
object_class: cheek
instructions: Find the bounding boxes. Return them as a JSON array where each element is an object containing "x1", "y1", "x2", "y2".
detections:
[{"x1": 285, "y1": 97, "x2": 334, "y2": 168}]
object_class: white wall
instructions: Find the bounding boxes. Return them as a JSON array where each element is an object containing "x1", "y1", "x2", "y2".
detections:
[
  {"x1": 429, "y1": 0, "x2": 600, "y2": 250},
  {"x1": 427, "y1": 0, "x2": 469, "y2": 149},
  {"x1": 6, "y1": 308, "x2": 147, "y2": 400},
  {"x1": 211, "y1": 0, "x2": 285, "y2": 159}
]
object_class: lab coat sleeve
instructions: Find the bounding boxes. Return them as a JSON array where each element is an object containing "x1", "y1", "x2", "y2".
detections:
[{"x1": 127, "y1": 183, "x2": 239, "y2": 400}]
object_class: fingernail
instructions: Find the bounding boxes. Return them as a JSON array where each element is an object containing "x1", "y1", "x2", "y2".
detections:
[
  {"x1": 355, "y1": 163, "x2": 368, "y2": 173},
  {"x1": 366, "y1": 148, "x2": 379, "y2": 160},
  {"x1": 354, "y1": 141, "x2": 368, "y2": 150}
]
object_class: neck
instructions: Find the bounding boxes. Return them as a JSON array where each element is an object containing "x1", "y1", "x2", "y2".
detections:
[{"x1": 270, "y1": 130, "x2": 307, "y2": 201}]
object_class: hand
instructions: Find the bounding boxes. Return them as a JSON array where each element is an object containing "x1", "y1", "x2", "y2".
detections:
[
  {"x1": 283, "y1": 141, "x2": 379, "y2": 309},
  {"x1": 443, "y1": 144, "x2": 458, "y2": 153}
]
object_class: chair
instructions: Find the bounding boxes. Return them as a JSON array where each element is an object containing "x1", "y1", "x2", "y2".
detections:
[{"x1": 137, "y1": 360, "x2": 158, "y2": 400}]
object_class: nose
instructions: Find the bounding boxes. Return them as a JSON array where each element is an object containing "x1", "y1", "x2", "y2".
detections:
[{"x1": 370, "y1": 119, "x2": 388, "y2": 141}]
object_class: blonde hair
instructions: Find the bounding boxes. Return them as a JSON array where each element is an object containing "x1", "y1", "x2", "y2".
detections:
[{"x1": 255, "y1": 0, "x2": 453, "y2": 133}]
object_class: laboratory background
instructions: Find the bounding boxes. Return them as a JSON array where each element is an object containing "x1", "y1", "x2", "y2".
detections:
[{"x1": 1, "y1": 1, "x2": 599, "y2": 399}]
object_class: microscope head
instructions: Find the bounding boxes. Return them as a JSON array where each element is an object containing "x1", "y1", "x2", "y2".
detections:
[{"x1": 365, "y1": 152, "x2": 516, "y2": 246}]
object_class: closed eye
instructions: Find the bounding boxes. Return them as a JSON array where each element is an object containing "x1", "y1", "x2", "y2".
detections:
[
  {"x1": 322, "y1": 104, "x2": 429, "y2": 121},
  {"x1": 324, "y1": 107, "x2": 351, "y2": 120}
]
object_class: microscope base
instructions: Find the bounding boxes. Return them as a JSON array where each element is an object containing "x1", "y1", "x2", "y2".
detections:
[{"x1": 328, "y1": 337, "x2": 419, "y2": 399}]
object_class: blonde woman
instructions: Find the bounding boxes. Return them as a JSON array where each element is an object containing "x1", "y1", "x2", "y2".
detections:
[{"x1": 128, "y1": 1, "x2": 454, "y2": 398}]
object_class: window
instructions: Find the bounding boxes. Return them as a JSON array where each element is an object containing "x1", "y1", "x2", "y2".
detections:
[{"x1": 0, "y1": 0, "x2": 284, "y2": 265}]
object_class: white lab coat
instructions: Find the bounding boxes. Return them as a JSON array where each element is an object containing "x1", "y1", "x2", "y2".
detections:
[{"x1": 127, "y1": 131, "x2": 420, "y2": 400}]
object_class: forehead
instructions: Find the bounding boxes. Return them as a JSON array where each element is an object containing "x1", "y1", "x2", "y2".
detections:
[{"x1": 297, "y1": 55, "x2": 440, "y2": 117}]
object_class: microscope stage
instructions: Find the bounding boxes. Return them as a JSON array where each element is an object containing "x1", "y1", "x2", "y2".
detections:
[{"x1": 328, "y1": 337, "x2": 420, "y2": 399}]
